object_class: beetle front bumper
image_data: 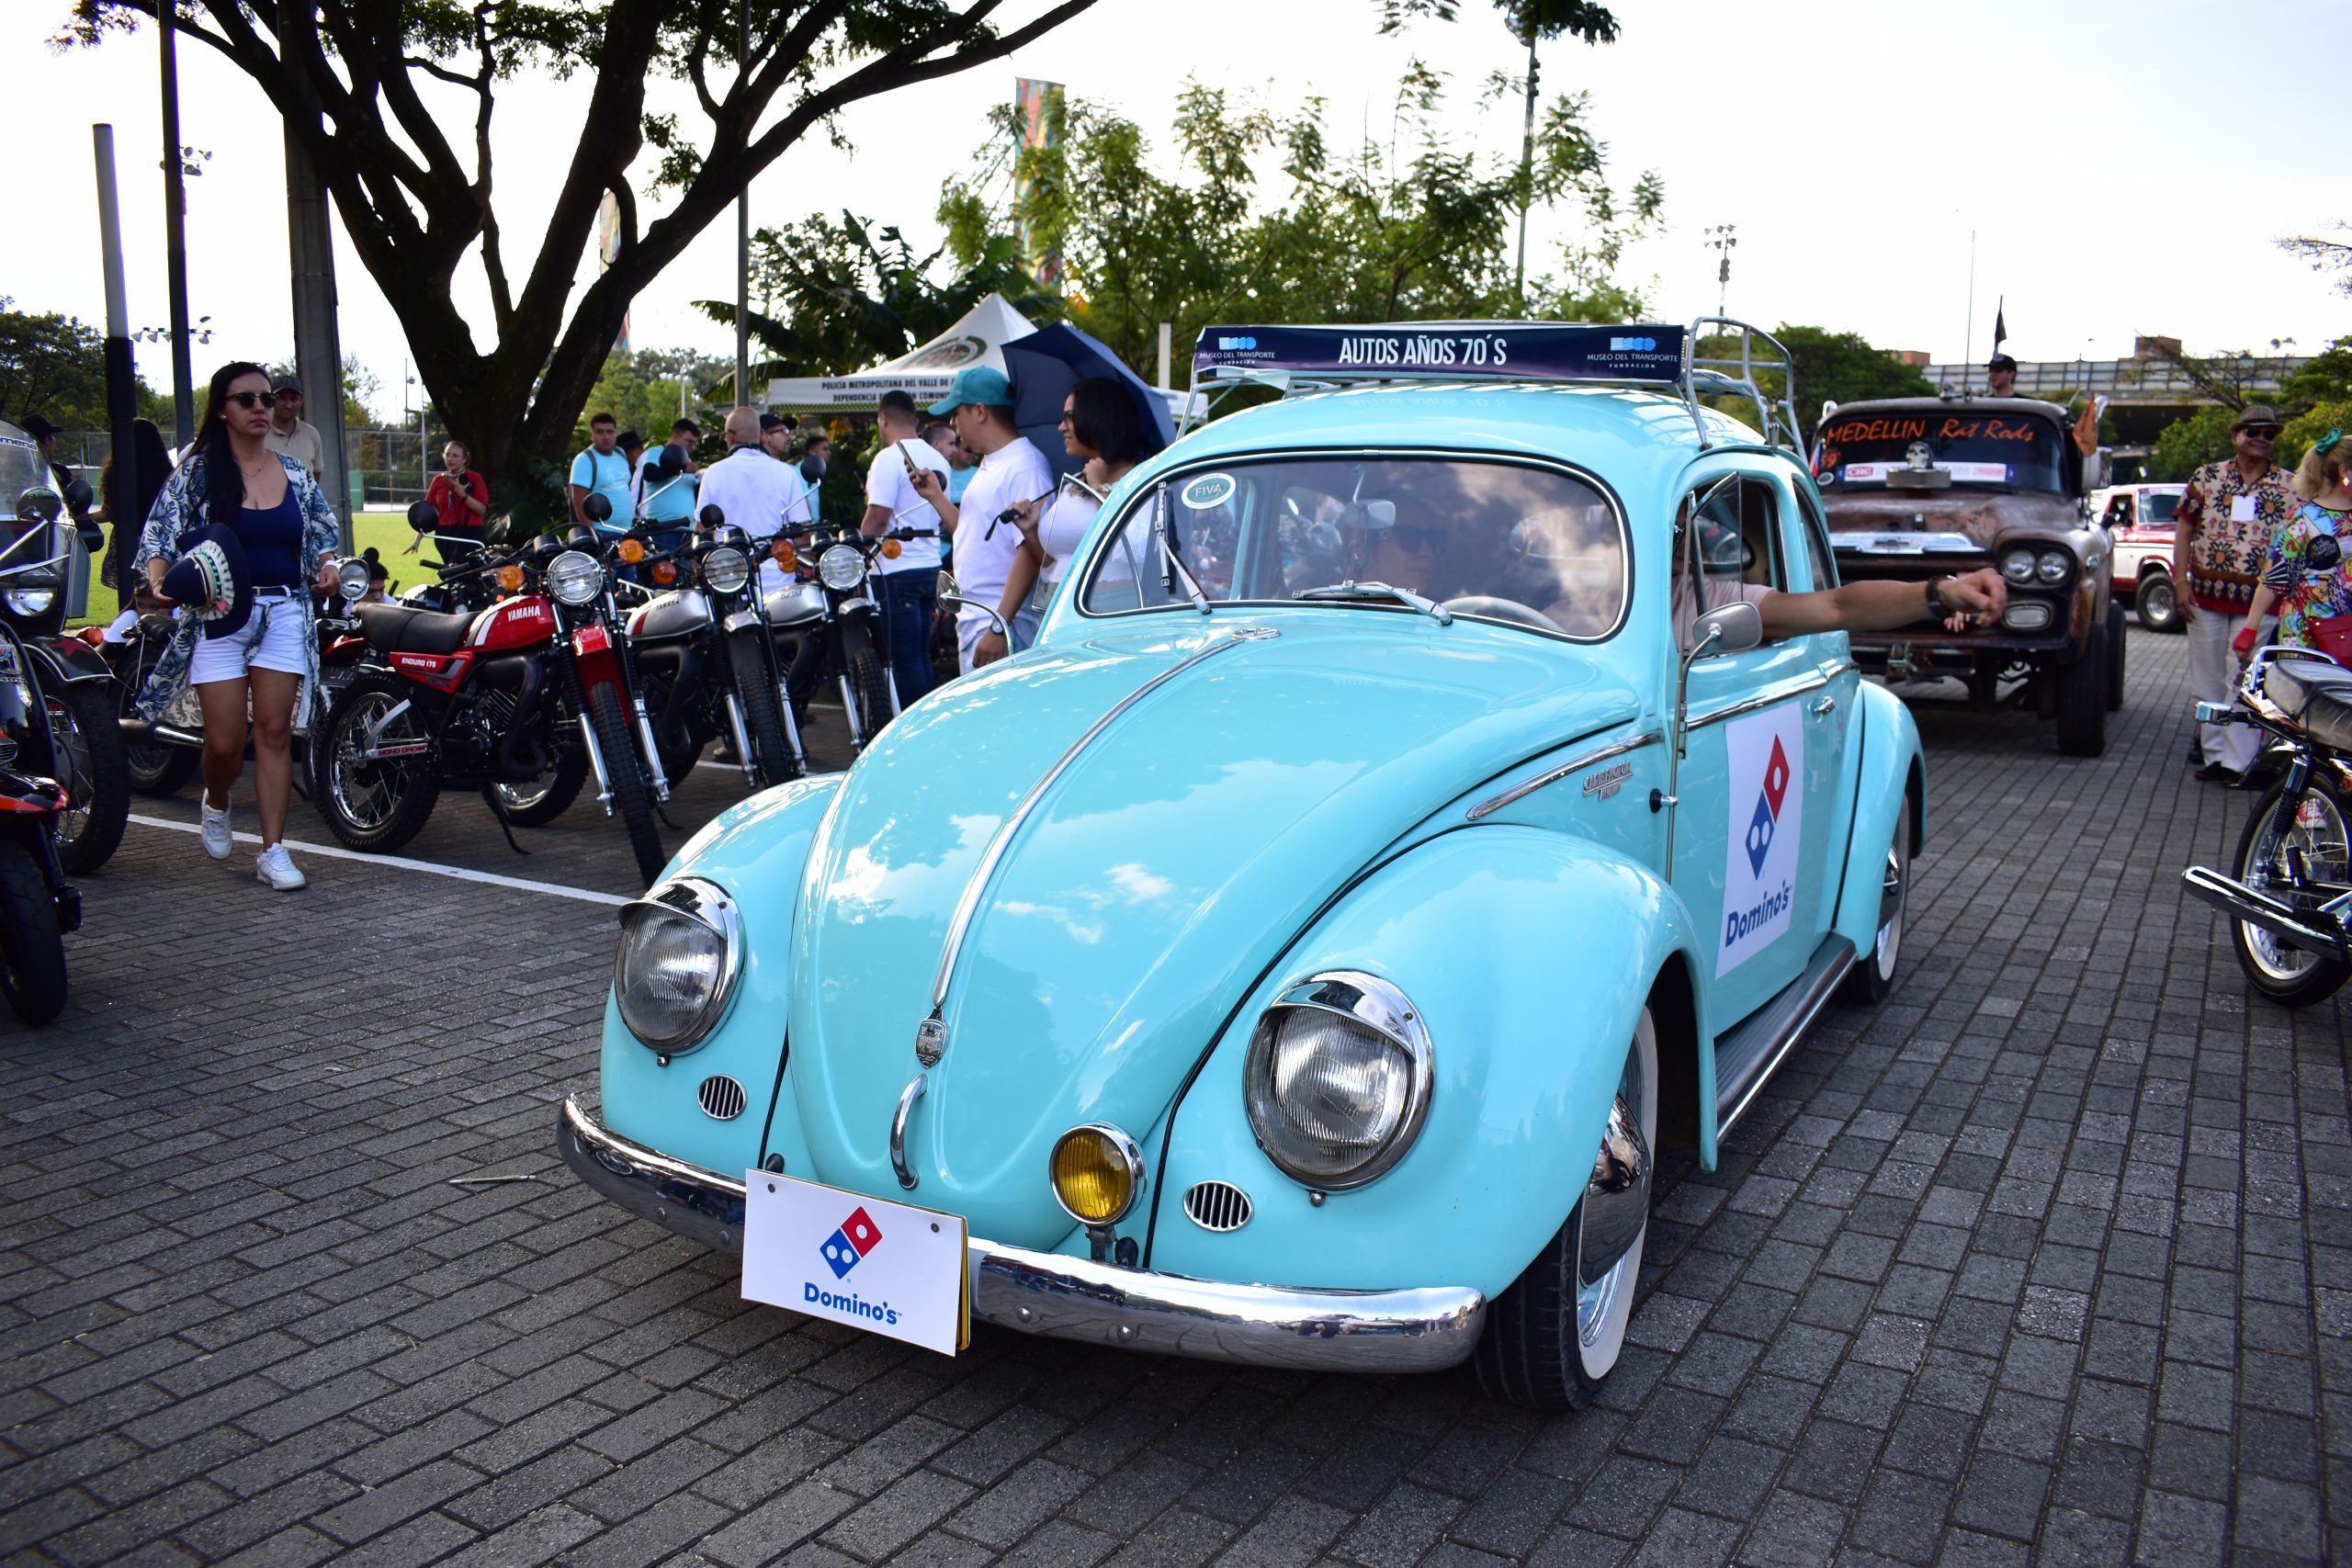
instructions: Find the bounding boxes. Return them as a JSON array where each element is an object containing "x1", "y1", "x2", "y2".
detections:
[{"x1": 557, "y1": 1098, "x2": 1486, "y2": 1373}]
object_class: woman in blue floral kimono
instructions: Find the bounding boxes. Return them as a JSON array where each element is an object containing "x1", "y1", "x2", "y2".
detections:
[{"x1": 135, "y1": 362, "x2": 341, "y2": 890}]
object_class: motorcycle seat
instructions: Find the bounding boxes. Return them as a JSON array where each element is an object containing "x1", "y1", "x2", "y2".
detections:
[
  {"x1": 2265, "y1": 658, "x2": 2352, "y2": 751},
  {"x1": 355, "y1": 602, "x2": 474, "y2": 655}
]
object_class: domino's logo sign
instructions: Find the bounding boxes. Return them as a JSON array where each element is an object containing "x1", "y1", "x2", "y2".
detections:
[
  {"x1": 1610, "y1": 335, "x2": 1659, "y2": 353},
  {"x1": 818, "y1": 1206, "x2": 884, "y2": 1280},
  {"x1": 1744, "y1": 736, "x2": 1792, "y2": 877},
  {"x1": 1216, "y1": 335, "x2": 1257, "y2": 351},
  {"x1": 1718, "y1": 708, "x2": 1803, "y2": 978}
]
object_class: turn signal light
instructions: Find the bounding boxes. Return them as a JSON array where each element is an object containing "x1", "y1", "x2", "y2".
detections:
[
  {"x1": 880, "y1": 538, "x2": 902, "y2": 559},
  {"x1": 618, "y1": 538, "x2": 645, "y2": 564},
  {"x1": 773, "y1": 542, "x2": 797, "y2": 570},
  {"x1": 1049, "y1": 1124, "x2": 1142, "y2": 1226},
  {"x1": 651, "y1": 560, "x2": 677, "y2": 586},
  {"x1": 495, "y1": 564, "x2": 524, "y2": 593}
]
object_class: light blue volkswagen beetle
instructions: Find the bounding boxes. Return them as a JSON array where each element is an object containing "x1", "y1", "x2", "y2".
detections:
[{"x1": 559, "y1": 320, "x2": 1925, "y2": 1411}]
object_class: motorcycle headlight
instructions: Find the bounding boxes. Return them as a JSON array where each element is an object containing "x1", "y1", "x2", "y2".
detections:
[
  {"x1": 816, "y1": 544, "x2": 865, "y2": 592},
  {"x1": 3, "y1": 589, "x2": 55, "y2": 616},
  {"x1": 335, "y1": 558, "x2": 370, "y2": 601},
  {"x1": 546, "y1": 549, "x2": 606, "y2": 605},
  {"x1": 1243, "y1": 971, "x2": 1432, "y2": 1189},
  {"x1": 701, "y1": 546, "x2": 751, "y2": 596},
  {"x1": 613, "y1": 877, "x2": 741, "y2": 1052},
  {"x1": 2035, "y1": 549, "x2": 2072, "y2": 585},
  {"x1": 1999, "y1": 547, "x2": 2037, "y2": 584}
]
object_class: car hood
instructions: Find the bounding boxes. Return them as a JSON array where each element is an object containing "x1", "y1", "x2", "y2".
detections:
[
  {"x1": 1820, "y1": 489, "x2": 2082, "y2": 548},
  {"x1": 786, "y1": 614, "x2": 1639, "y2": 1245}
]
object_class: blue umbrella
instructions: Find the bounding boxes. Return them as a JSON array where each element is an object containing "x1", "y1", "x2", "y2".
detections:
[{"x1": 1001, "y1": 323, "x2": 1175, "y2": 481}]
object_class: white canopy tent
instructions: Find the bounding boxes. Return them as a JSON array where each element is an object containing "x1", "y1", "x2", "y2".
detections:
[{"x1": 763, "y1": 294, "x2": 1037, "y2": 412}]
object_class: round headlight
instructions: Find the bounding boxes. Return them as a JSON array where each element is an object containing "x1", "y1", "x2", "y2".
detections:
[
  {"x1": 3, "y1": 589, "x2": 56, "y2": 616},
  {"x1": 1999, "y1": 547, "x2": 2036, "y2": 584},
  {"x1": 701, "y1": 546, "x2": 751, "y2": 595},
  {"x1": 1243, "y1": 971, "x2": 1432, "y2": 1189},
  {"x1": 816, "y1": 544, "x2": 866, "y2": 592},
  {"x1": 613, "y1": 877, "x2": 741, "y2": 1051},
  {"x1": 1048, "y1": 1123, "x2": 1143, "y2": 1226},
  {"x1": 545, "y1": 549, "x2": 605, "y2": 605},
  {"x1": 2035, "y1": 549, "x2": 2071, "y2": 584}
]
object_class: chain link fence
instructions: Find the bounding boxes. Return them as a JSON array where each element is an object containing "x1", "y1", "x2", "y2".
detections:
[{"x1": 51, "y1": 425, "x2": 444, "y2": 510}]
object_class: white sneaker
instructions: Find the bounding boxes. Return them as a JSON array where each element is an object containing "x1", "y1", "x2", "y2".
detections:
[
  {"x1": 254, "y1": 843, "x2": 307, "y2": 890},
  {"x1": 199, "y1": 798, "x2": 233, "y2": 861}
]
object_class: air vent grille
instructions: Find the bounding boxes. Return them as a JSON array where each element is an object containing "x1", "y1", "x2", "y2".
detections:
[
  {"x1": 696, "y1": 1075, "x2": 748, "y2": 1122},
  {"x1": 1182, "y1": 1180, "x2": 1253, "y2": 1233}
]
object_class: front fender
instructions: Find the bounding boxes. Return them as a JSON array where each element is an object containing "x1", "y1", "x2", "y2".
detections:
[
  {"x1": 1146, "y1": 824, "x2": 1705, "y2": 1302},
  {"x1": 1828, "y1": 680, "x2": 1926, "y2": 961},
  {"x1": 25, "y1": 635, "x2": 113, "y2": 686},
  {"x1": 595, "y1": 773, "x2": 843, "y2": 1179}
]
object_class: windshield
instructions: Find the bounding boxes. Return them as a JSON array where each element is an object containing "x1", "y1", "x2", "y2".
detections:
[
  {"x1": 1814, "y1": 410, "x2": 2065, "y2": 494},
  {"x1": 0, "y1": 425, "x2": 51, "y2": 511},
  {"x1": 2142, "y1": 491, "x2": 2179, "y2": 524},
  {"x1": 1078, "y1": 456, "x2": 1627, "y2": 637}
]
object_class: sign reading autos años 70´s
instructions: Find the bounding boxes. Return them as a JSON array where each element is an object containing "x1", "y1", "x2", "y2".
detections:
[{"x1": 1193, "y1": 322, "x2": 1688, "y2": 382}]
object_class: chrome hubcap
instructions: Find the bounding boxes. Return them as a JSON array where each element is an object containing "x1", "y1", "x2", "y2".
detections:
[
  {"x1": 1577, "y1": 1021, "x2": 1656, "y2": 1350},
  {"x1": 1875, "y1": 842, "x2": 1905, "y2": 973}
]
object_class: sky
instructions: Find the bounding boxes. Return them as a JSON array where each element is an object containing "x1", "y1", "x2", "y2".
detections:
[{"x1": 6, "y1": 0, "x2": 2346, "y2": 423}]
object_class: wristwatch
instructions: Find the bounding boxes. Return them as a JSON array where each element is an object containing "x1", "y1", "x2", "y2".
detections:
[{"x1": 1925, "y1": 576, "x2": 1952, "y2": 618}]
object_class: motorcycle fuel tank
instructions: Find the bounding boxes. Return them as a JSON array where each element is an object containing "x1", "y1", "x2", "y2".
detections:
[
  {"x1": 763, "y1": 582, "x2": 825, "y2": 627},
  {"x1": 629, "y1": 588, "x2": 715, "y2": 642}
]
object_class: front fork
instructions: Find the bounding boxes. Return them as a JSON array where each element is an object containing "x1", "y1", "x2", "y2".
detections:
[{"x1": 577, "y1": 609, "x2": 670, "y2": 805}]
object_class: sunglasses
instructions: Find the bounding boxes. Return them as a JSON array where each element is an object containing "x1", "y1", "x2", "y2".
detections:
[
  {"x1": 224, "y1": 391, "x2": 277, "y2": 410},
  {"x1": 1385, "y1": 523, "x2": 1440, "y2": 551},
  {"x1": 2242, "y1": 426, "x2": 2280, "y2": 439}
]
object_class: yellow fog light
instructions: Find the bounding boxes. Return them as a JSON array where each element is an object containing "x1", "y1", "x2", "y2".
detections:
[{"x1": 1049, "y1": 1123, "x2": 1143, "y2": 1226}]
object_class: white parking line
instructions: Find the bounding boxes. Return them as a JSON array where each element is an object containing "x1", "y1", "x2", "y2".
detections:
[{"x1": 125, "y1": 814, "x2": 630, "y2": 907}]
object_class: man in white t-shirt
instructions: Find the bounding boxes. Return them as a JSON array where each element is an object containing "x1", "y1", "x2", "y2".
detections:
[
  {"x1": 695, "y1": 407, "x2": 799, "y2": 563},
  {"x1": 912, "y1": 367, "x2": 1052, "y2": 671},
  {"x1": 863, "y1": 390, "x2": 952, "y2": 701}
]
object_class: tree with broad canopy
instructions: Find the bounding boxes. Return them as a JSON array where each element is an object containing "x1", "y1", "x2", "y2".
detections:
[{"x1": 58, "y1": 0, "x2": 1099, "y2": 516}]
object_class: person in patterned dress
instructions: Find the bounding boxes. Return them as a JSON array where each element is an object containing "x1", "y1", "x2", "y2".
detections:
[
  {"x1": 2177, "y1": 405, "x2": 2296, "y2": 782},
  {"x1": 2239, "y1": 428, "x2": 2352, "y2": 654}
]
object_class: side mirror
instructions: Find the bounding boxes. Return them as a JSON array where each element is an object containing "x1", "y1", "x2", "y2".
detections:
[
  {"x1": 657, "y1": 443, "x2": 687, "y2": 477},
  {"x1": 582, "y1": 493, "x2": 613, "y2": 525},
  {"x1": 406, "y1": 500, "x2": 438, "y2": 533},
  {"x1": 336, "y1": 558, "x2": 370, "y2": 601},
  {"x1": 63, "y1": 479, "x2": 94, "y2": 516},
  {"x1": 699, "y1": 503, "x2": 725, "y2": 528},
  {"x1": 935, "y1": 569, "x2": 1007, "y2": 640},
  {"x1": 935, "y1": 571, "x2": 964, "y2": 612},
  {"x1": 1690, "y1": 601, "x2": 1764, "y2": 659}
]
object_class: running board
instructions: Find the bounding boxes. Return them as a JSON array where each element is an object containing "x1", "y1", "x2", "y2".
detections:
[{"x1": 1713, "y1": 934, "x2": 1857, "y2": 1138}]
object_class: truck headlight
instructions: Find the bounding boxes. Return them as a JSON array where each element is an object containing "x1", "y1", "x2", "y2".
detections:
[
  {"x1": 1999, "y1": 547, "x2": 2036, "y2": 584},
  {"x1": 1244, "y1": 971, "x2": 1432, "y2": 1189},
  {"x1": 613, "y1": 877, "x2": 741, "y2": 1051},
  {"x1": 2035, "y1": 549, "x2": 2071, "y2": 584}
]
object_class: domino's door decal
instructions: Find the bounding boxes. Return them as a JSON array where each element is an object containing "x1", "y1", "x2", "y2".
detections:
[{"x1": 1717, "y1": 705, "x2": 1804, "y2": 978}]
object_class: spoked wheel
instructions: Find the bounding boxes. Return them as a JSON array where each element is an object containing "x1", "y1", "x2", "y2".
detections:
[
  {"x1": 42, "y1": 684, "x2": 130, "y2": 874},
  {"x1": 1472, "y1": 1010, "x2": 1657, "y2": 1412},
  {"x1": 0, "y1": 836, "x2": 67, "y2": 1026},
  {"x1": 587, "y1": 682, "x2": 667, "y2": 888},
  {"x1": 1843, "y1": 797, "x2": 1911, "y2": 1003},
  {"x1": 2229, "y1": 772, "x2": 2352, "y2": 1007},
  {"x1": 728, "y1": 631, "x2": 801, "y2": 785},
  {"x1": 121, "y1": 637, "x2": 199, "y2": 797},
  {"x1": 841, "y1": 619, "x2": 895, "y2": 750},
  {"x1": 312, "y1": 673, "x2": 441, "y2": 853},
  {"x1": 484, "y1": 734, "x2": 588, "y2": 828}
]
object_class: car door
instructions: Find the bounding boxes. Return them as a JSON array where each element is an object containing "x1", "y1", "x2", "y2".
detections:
[
  {"x1": 1781, "y1": 468, "x2": 1863, "y2": 935},
  {"x1": 1669, "y1": 463, "x2": 1838, "y2": 1027}
]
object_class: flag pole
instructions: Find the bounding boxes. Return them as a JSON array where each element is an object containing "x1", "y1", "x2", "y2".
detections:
[{"x1": 1962, "y1": 229, "x2": 1976, "y2": 393}]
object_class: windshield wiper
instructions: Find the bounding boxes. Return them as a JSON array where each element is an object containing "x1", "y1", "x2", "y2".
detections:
[
  {"x1": 1295, "y1": 580, "x2": 1453, "y2": 625},
  {"x1": 1152, "y1": 486, "x2": 1211, "y2": 614}
]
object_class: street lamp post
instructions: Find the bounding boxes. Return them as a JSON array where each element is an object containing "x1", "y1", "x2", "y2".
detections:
[{"x1": 1704, "y1": 225, "x2": 1736, "y2": 318}]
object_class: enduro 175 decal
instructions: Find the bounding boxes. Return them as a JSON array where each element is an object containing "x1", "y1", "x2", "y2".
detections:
[{"x1": 1717, "y1": 706, "x2": 1804, "y2": 978}]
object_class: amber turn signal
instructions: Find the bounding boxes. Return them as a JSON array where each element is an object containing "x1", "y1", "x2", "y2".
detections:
[
  {"x1": 880, "y1": 538, "x2": 902, "y2": 559},
  {"x1": 1049, "y1": 1124, "x2": 1141, "y2": 1226},
  {"x1": 495, "y1": 564, "x2": 524, "y2": 593},
  {"x1": 651, "y1": 560, "x2": 677, "y2": 586},
  {"x1": 618, "y1": 538, "x2": 645, "y2": 564},
  {"x1": 773, "y1": 542, "x2": 797, "y2": 570}
]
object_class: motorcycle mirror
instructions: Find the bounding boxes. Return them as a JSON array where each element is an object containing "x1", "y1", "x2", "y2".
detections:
[
  {"x1": 582, "y1": 493, "x2": 613, "y2": 524},
  {"x1": 699, "y1": 503, "x2": 726, "y2": 528},
  {"x1": 406, "y1": 500, "x2": 439, "y2": 532},
  {"x1": 336, "y1": 558, "x2": 371, "y2": 601},
  {"x1": 657, "y1": 443, "x2": 688, "y2": 477},
  {"x1": 62, "y1": 478, "x2": 94, "y2": 515}
]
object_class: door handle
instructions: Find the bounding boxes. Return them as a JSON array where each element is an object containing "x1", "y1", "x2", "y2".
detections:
[{"x1": 1810, "y1": 694, "x2": 1838, "y2": 716}]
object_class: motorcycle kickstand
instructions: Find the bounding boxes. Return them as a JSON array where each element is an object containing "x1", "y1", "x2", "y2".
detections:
[{"x1": 481, "y1": 784, "x2": 531, "y2": 859}]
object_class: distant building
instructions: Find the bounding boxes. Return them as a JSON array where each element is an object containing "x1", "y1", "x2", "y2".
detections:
[
  {"x1": 1888, "y1": 350, "x2": 1931, "y2": 367},
  {"x1": 2133, "y1": 335, "x2": 2184, "y2": 360}
]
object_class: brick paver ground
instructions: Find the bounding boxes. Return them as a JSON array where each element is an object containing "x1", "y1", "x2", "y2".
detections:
[{"x1": 3, "y1": 625, "x2": 2345, "y2": 1566}]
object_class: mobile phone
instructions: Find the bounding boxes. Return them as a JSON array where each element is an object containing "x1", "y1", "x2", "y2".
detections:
[{"x1": 899, "y1": 440, "x2": 923, "y2": 482}]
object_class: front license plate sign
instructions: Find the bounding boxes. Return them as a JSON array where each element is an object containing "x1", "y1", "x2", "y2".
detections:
[{"x1": 740, "y1": 1173, "x2": 969, "y2": 1355}]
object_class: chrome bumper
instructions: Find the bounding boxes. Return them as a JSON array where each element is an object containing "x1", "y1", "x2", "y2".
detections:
[{"x1": 557, "y1": 1097, "x2": 1485, "y2": 1373}]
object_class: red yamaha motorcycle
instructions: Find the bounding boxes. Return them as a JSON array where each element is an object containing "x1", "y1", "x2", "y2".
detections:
[{"x1": 308, "y1": 512, "x2": 669, "y2": 886}]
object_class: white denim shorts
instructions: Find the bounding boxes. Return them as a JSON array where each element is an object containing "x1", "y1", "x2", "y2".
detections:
[{"x1": 188, "y1": 592, "x2": 309, "y2": 685}]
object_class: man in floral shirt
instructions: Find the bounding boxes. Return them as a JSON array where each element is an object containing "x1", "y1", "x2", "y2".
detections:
[{"x1": 2177, "y1": 405, "x2": 2295, "y2": 782}]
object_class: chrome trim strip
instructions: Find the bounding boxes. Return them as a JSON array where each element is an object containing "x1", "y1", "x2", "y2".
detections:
[
  {"x1": 1466, "y1": 728, "x2": 1662, "y2": 821},
  {"x1": 1687, "y1": 670, "x2": 1834, "y2": 732},
  {"x1": 929, "y1": 629, "x2": 1276, "y2": 1012},
  {"x1": 557, "y1": 1098, "x2": 1484, "y2": 1373}
]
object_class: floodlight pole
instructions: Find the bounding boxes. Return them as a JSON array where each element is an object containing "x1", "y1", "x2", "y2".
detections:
[
  {"x1": 733, "y1": 2, "x2": 751, "y2": 409},
  {"x1": 159, "y1": 5, "x2": 194, "y2": 448},
  {"x1": 1512, "y1": 30, "x2": 1538, "y2": 311}
]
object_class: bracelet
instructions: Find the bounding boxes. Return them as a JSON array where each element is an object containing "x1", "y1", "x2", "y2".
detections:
[{"x1": 1925, "y1": 576, "x2": 1951, "y2": 618}]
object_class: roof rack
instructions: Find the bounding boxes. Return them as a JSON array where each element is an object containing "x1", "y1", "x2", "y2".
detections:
[{"x1": 1185, "y1": 316, "x2": 1802, "y2": 453}]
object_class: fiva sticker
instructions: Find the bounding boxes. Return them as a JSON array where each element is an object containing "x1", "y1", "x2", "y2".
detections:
[{"x1": 1179, "y1": 472, "x2": 1237, "y2": 511}]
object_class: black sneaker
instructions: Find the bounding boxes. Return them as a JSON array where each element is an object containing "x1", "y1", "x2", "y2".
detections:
[{"x1": 2194, "y1": 762, "x2": 2241, "y2": 784}]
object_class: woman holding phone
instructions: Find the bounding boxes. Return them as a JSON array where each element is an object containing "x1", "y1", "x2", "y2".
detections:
[{"x1": 1008, "y1": 378, "x2": 1151, "y2": 607}]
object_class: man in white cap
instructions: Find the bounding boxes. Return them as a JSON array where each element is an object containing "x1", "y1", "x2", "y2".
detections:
[
  {"x1": 262, "y1": 372, "x2": 324, "y2": 477},
  {"x1": 910, "y1": 366, "x2": 1050, "y2": 670}
]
